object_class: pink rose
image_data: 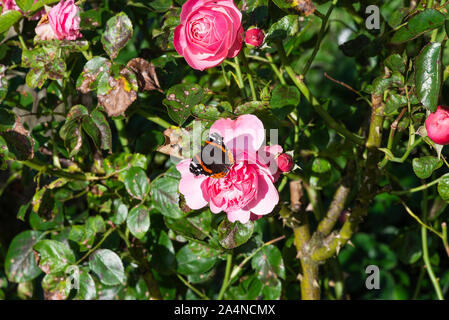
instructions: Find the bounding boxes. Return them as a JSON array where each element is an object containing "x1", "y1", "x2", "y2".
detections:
[
  {"x1": 277, "y1": 153, "x2": 293, "y2": 172},
  {"x1": 245, "y1": 27, "x2": 264, "y2": 47},
  {"x1": 1, "y1": 0, "x2": 20, "y2": 12},
  {"x1": 35, "y1": 21, "x2": 56, "y2": 41},
  {"x1": 1, "y1": 0, "x2": 45, "y2": 20},
  {"x1": 425, "y1": 105, "x2": 449, "y2": 145},
  {"x1": 35, "y1": 0, "x2": 81, "y2": 41},
  {"x1": 173, "y1": 0, "x2": 243, "y2": 71},
  {"x1": 176, "y1": 115, "x2": 280, "y2": 224}
]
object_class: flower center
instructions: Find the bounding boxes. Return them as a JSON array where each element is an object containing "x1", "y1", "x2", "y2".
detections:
[
  {"x1": 206, "y1": 162, "x2": 258, "y2": 211},
  {"x1": 190, "y1": 17, "x2": 212, "y2": 41}
]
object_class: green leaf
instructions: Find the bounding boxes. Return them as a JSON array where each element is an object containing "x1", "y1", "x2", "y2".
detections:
[
  {"x1": 59, "y1": 119, "x2": 83, "y2": 157},
  {"x1": 74, "y1": 269, "x2": 97, "y2": 300},
  {"x1": 33, "y1": 240, "x2": 76, "y2": 274},
  {"x1": 5, "y1": 231, "x2": 44, "y2": 283},
  {"x1": 385, "y1": 92, "x2": 408, "y2": 114},
  {"x1": 16, "y1": 0, "x2": 34, "y2": 13},
  {"x1": 381, "y1": 1, "x2": 408, "y2": 29},
  {"x1": 151, "y1": 174, "x2": 183, "y2": 218},
  {"x1": 0, "y1": 129, "x2": 34, "y2": 161},
  {"x1": 152, "y1": 230, "x2": 176, "y2": 274},
  {"x1": 385, "y1": 54, "x2": 406, "y2": 73},
  {"x1": 234, "y1": 101, "x2": 269, "y2": 115},
  {"x1": 266, "y1": 15, "x2": 299, "y2": 42},
  {"x1": 80, "y1": 8, "x2": 105, "y2": 30},
  {"x1": 17, "y1": 281, "x2": 33, "y2": 299},
  {"x1": 270, "y1": 85, "x2": 300, "y2": 119},
  {"x1": 176, "y1": 243, "x2": 218, "y2": 275},
  {"x1": 89, "y1": 249, "x2": 126, "y2": 286},
  {"x1": 86, "y1": 216, "x2": 106, "y2": 234},
  {"x1": 415, "y1": 42, "x2": 442, "y2": 112},
  {"x1": 46, "y1": 58, "x2": 66, "y2": 81},
  {"x1": 22, "y1": 48, "x2": 50, "y2": 69},
  {"x1": 262, "y1": 278, "x2": 282, "y2": 299},
  {"x1": 101, "y1": 12, "x2": 133, "y2": 60},
  {"x1": 0, "y1": 10, "x2": 22, "y2": 34},
  {"x1": 67, "y1": 104, "x2": 89, "y2": 121},
  {"x1": 81, "y1": 116, "x2": 102, "y2": 149},
  {"x1": 149, "y1": 0, "x2": 173, "y2": 11},
  {"x1": 41, "y1": 273, "x2": 70, "y2": 300},
  {"x1": 0, "y1": 108, "x2": 16, "y2": 132},
  {"x1": 251, "y1": 244, "x2": 285, "y2": 286},
  {"x1": 26, "y1": 68, "x2": 48, "y2": 89},
  {"x1": 90, "y1": 108, "x2": 112, "y2": 150},
  {"x1": 59, "y1": 105, "x2": 90, "y2": 157},
  {"x1": 69, "y1": 225, "x2": 95, "y2": 252},
  {"x1": 227, "y1": 275, "x2": 263, "y2": 300},
  {"x1": 312, "y1": 158, "x2": 331, "y2": 173},
  {"x1": 30, "y1": 0, "x2": 59, "y2": 12},
  {"x1": 164, "y1": 210, "x2": 212, "y2": 241},
  {"x1": 127, "y1": 205, "x2": 150, "y2": 239},
  {"x1": 412, "y1": 156, "x2": 442, "y2": 179},
  {"x1": 163, "y1": 83, "x2": 204, "y2": 126},
  {"x1": 104, "y1": 152, "x2": 147, "y2": 178},
  {"x1": 17, "y1": 203, "x2": 30, "y2": 221},
  {"x1": 191, "y1": 104, "x2": 221, "y2": 121},
  {"x1": 438, "y1": 173, "x2": 449, "y2": 202},
  {"x1": 392, "y1": 9, "x2": 445, "y2": 44},
  {"x1": 124, "y1": 167, "x2": 150, "y2": 200},
  {"x1": 111, "y1": 198, "x2": 128, "y2": 225},
  {"x1": 76, "y1": 57, "x2": 112, "y2": 94},
  {"x1": 0, "y1": 65, "x2": 8, "y2": 103},
  {"x1": 217, "y1": 219, "x2": 254, "y2": 249}
]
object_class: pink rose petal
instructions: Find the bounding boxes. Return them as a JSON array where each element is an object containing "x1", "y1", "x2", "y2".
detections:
[{"x1": 176, "y1": 159, "x2": 209, "y2": 210}]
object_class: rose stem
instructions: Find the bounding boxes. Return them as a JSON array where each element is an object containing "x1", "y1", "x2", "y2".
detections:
[{"x1": 239, "y1": 50, "x2": 257, "y2": 101}]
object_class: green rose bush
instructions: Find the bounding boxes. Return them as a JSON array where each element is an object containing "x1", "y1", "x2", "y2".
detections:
[{"x1": 1, "y1": 0, "x2": 449, "y2": 300}]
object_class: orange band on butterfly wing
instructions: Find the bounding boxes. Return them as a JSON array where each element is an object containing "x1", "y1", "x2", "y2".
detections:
[{"x1": 205, "y1": 140, "x2": 226, "y2": 153}]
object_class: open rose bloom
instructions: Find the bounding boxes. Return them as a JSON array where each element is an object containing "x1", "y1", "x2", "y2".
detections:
[
  {"x1": 177, "y1": 115, "x2": 281, "y2": 224},
  {"x1": 173, "y1": 0, "x2": 243, "y2": 71},
  {"x1": 35, "y1": 0, "x2": 82, "y2": 41}
]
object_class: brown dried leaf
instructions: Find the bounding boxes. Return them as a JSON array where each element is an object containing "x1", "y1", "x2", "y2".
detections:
[
  {"x1": 44, "y1": 289, "x2": 67, "y2": 300},
  {"x1": 98, "y1": 76, "x2": 137, "y2": 117},
  {"x1": 296, "y1": 0, "x2": 315, "y2": 16},
  {"x1": 157, "y1": 127, "x2": 190, "y2": 159},
  {"x1": 126, "y1": 57, "x2": 162, "y2": 92},
  {"x1": 0, "y1": 117, "x2": 34, "y2": 160}
]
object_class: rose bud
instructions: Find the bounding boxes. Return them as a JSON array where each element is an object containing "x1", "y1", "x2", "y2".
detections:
[
  {"x1": 277, "y1": 153, "x2": 293, "y2": 172},
  {"x1": 245, "y1": 27, "x2": 265, "y2": 47},
  {"x1": 35, "y1": 0, "x2": 82, "y2": 41},
  {"x1": 425, "y1": 105, "x2": 449, "y2": 145}
]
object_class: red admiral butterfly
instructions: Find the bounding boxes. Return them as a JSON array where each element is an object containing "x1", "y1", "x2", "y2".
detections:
[{"x1": 190, "y1": 133, "x2": 234, "y2": 179}]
